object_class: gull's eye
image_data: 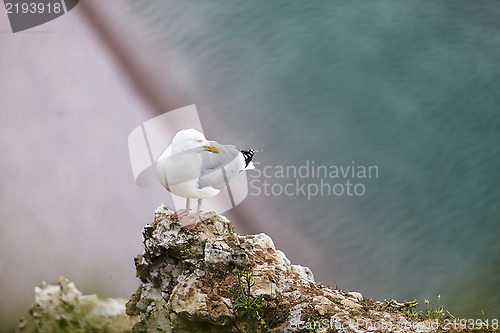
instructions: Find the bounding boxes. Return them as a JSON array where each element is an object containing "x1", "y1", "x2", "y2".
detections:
[{"x1": 196, "y1": 139, "x2": 203, "y2": 143}]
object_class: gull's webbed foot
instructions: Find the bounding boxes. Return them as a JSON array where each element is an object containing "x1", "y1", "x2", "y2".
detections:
[
  {"x1": 180, "y1": 214, "x2": 201, "y2": 231},
  {"x1": 172, "y1": 209, "x2": 190, "y2": 218}
]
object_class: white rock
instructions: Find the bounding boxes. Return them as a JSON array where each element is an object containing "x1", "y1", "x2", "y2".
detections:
[
  {"x1": 291, "y1": 264, "x2": 315, "y2": 282},
  {"x1": 274, "y1": 250, "x2": 291, "y2": 271},
  {"x1": 88, "y1": 298, "x2": 125, "y2": 317},
  {"x1": 247, "y1": 233, "x2": 276, "y2": 250},
  {"x1": 286, "y1": 303, "x2": 307, "y2": 331},
  {"x1": 348, "y1": 291, "x2": 364, "y2": 302}
]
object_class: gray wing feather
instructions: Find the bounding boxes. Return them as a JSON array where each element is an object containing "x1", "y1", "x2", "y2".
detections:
[{"x1": 198, "y1": 141, "x2": 244, "y2": 190}]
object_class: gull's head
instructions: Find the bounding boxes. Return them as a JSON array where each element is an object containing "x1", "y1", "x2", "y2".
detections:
[{"x1": 171, "y1": 128, "x2": 219, "y2": 154}]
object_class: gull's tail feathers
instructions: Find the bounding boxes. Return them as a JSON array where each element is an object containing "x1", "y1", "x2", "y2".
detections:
[{"x1": 240, "y1": 149, "x2": 255, "y2": 170}]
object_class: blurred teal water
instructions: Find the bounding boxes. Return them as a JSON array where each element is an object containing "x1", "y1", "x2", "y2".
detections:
[{"x1": 125, "y1": 0, "x2": 500, "y2": 317}]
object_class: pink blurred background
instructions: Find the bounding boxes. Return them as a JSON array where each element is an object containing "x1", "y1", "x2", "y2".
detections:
[{"x1": 0, "y1": 2, "x2": 320, "y2": 331}]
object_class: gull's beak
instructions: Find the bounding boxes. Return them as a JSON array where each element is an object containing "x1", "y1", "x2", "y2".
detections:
[{"x1": 204, "y1": 144, "x2": 220, "y2": 154}]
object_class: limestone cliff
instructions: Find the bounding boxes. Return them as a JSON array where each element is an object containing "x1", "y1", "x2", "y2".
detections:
[
  {"x1": 16, "y1": 277, "x2": 138, "y2": 333},
  {"x1": 16, "y1": 206, "x2": 456, "y2": 333},
  {"x1": 125, "y1": 205, "x2": 441, "y2": 333}
]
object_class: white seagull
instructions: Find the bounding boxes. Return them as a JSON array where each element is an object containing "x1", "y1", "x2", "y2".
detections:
[{"x1": 155, "y1": 128, "x2": 255, "y2": 229}]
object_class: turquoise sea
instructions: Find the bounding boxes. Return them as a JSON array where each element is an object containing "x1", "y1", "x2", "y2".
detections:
[{"x1": 125, "y1": 0, "x2": 500, "y2": 317}]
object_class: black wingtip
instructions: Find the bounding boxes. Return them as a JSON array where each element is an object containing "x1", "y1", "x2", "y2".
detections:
[{"x1": 240, "y1": 149, "x2": 255, "y2": 168}]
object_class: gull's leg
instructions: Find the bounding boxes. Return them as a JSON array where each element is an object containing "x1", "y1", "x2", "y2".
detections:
[
  {"x1": 196, "y1": 199, "x2": 203, "y2": 215},
  {"x1": 182, "y1": 199, "x2": 203, "y2": 231},
  {"x1": 173, "y1": 198, "x2": 190, "y2": 218}
]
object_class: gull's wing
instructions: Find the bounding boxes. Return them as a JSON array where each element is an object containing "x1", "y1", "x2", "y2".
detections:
[{"x1": 198, "y1": 141, "x2": 245, "y2": 190}]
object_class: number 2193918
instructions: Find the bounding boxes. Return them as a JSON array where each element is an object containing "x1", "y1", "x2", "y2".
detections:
[
  {"x1": 5, "y1": 2, "x2": 62, "y2": 14},
  {"x1": 443, "y1": 318, "x2": 498, "y2": 330}
]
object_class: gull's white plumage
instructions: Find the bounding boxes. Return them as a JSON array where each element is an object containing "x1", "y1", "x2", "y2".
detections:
[{"x1": 155, "y1": 128, "x2": 254, "y2": 228}]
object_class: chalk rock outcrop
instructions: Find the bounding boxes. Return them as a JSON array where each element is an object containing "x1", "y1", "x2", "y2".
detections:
[
  {"x1": 126, "y1": 206, "x2": 439, "y2": 333},
  {"x1": 15, "y1": 206, "x2": 448, "y2": 333},
  {"x1": 16, "y1": 277, "x2": 138, "y2": 333}
]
